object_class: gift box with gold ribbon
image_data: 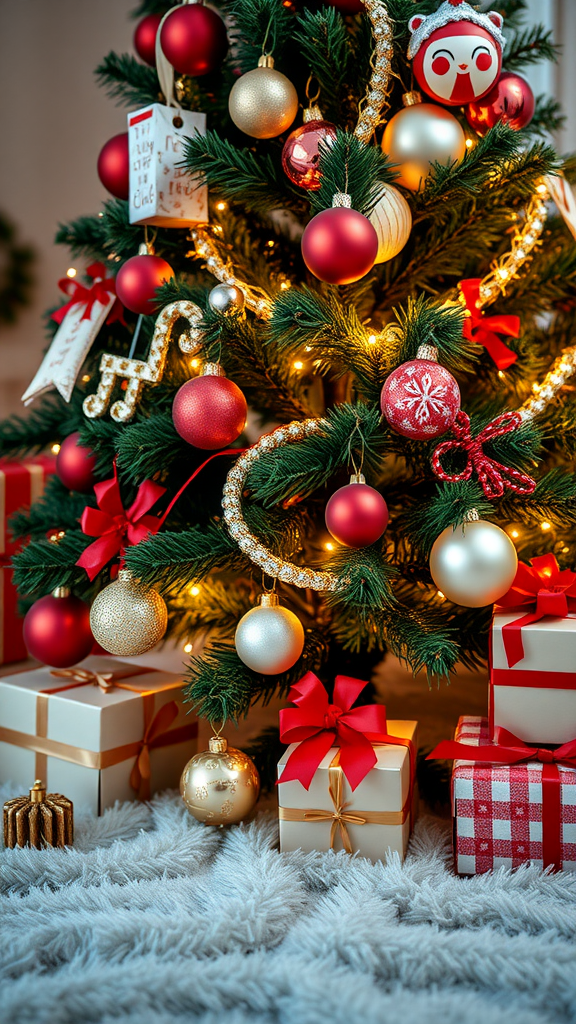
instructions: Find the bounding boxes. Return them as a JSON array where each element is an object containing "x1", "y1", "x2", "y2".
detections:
[{"x1": 0, "y1": 656, "x2": 198, "y2": 814}]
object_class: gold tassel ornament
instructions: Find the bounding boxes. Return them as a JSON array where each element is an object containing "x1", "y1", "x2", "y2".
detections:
[{"x1": 3, "y1": 780, "x2": 73, "y2": 849}]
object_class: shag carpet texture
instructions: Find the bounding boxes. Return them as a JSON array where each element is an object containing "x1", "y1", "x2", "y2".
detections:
[{"x1": 1, "y1": 784, "x2": 576, "y2": 1024}]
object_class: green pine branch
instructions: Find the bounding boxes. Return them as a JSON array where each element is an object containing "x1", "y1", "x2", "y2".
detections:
[
  {"x1": 504, "y1": 24, "x2": 560, "y2": 69},
  {"x1": 95, "y1": 52, "x2": 160, "y2": 108}
]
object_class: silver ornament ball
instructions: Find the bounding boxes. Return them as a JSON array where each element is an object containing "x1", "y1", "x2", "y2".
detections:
[
  {"x1": 382, "y1": 94, "x2": 466, "y2": 192},
  {"x1": 234, "y1": 593, "x2": 305, "y2": 675},
  {"x1": 90, "y1": 569, "x2": 168, "y2": 656},
  {"x1": 430, "y1": 519, "x2": 518, "y2": 608},
  {"x1": 180, "y1": 735, "x2": 260, "y2": 825},
  {"x1": 208, "y1": 283, "x2": 245, "y2": 317},
  {"x1": 368, "y1": 184, "x2": 412, "y2": 264}
]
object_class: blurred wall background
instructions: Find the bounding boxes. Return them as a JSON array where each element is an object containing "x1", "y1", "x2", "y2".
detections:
[{"x1": 0, "y1": 0, "x2": 574, "y2": 419}]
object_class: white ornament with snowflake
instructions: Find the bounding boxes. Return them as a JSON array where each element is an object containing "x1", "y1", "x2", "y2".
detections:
[{"x1": 380, "y1": 344, "x2": 461, "y2": 439}]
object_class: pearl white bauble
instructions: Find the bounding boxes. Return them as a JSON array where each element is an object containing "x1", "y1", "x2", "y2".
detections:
[
  {"x1": 235, "y1": 594, "x2": 304, "y2": 674},
  {"x1": 369, "y1": 185, "x2": 412, "y2": 263},
  {"x1": 90, "y1": 569, "x2": 168, "y2": 656},
  {"x1": 382, "y1": 99, "x2": 466, "y2": 192},
  {"x1": 430, "y1": 519, "x2": 518, "y2": 608}
]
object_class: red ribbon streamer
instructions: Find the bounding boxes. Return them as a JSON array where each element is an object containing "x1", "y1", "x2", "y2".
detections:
[
  {"x1": 279, "y1": 672, "x2": 413, "y2": 791},
  {"x1": 460, "y1": 278, "x2": 520, "y2": 370},
  {"x1": 52, "y1": 262, "x2": 124, "y2": 326},
  {"x1": 431, "y1": 410, "x2": 536, "y2": 499},
  {"x1": 496, "y1": 554, "x2": 576, "y2": 667},
  {"x1": 491, "y1": 668, "x2": 576, "y2": 690}
]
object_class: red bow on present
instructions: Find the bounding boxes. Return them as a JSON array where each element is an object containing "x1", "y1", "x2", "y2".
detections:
[
  {"x1": 460, "y1": 278, "x2": 520, "y2": 370},
  {"x1": 431, "y1": 410, "x2": 536, "y2": 499},
  {"x1": 52, "y1": 262, "x2": 125, "y2": 326},
  {"x1": 428, "y1": 726, "x2": 576, "y2": 769},
  {"x1": 76, "y1": 462, "x2": 166, "y2": 581},
  {"x1": 496, "y1": 554, "x2": 576, "y2": 667},
  {"x1": 279, "y1": 673, "x2": 407, "y2": 791}
]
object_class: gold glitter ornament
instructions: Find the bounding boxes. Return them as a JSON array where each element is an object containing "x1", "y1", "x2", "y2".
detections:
[
  {"x1": 235, "y1": 592, "x2": 305, "y2": 675},
  {"x1": 228, "y1": 55, "x2": 298, "y2": 139},
  {"x1": 90, "y1": 568, "x2": 168, "y2": 656},
  {"x1": 180, "y1": 736, "x2": 260, "y2": 825}
]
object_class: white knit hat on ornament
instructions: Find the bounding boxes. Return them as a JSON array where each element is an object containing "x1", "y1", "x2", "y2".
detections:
[{"x1": 407, "y1": 0, "x2": 506, "y2": 60}]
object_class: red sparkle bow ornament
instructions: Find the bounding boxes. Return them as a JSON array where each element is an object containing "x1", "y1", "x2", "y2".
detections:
[
  {"x1": 459, "y1": 278, "x2": 520, "y2": 370},
  {"x1": 52, "y1": 262, "x2": 125, "y2": 326},
  {"x1": 496, "y1": 554, "x2": 576, "y2": 667},
  {"x1": 428, "y1": 726, "x2": 576, "y2": 770},
  {"x1": 76, "y1": 461, "x2": 166, "y2": 581},
  {"x1": 279, "y1": 673, "x2": 410, "y2": 790},
  {"x1": 431, "y1": 410, "x2": 536, "y2": 500}
]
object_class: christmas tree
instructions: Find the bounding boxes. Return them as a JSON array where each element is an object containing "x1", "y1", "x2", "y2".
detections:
[{"x1": 3, "y1": 0, "x2": 575, "y2": 787}]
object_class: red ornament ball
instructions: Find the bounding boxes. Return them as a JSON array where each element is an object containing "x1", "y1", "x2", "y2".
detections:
[
  {"x1": 408, "y1": 13, "x2": 503, "y2": 106},
  {"x1": 325, "y1": 480, "x2": 389, "y2": 548},
  {"x1": 56, "y1": 432, "x2": 97, "y2": 494},
  {"x1": 301, "y1": 207, "x2": 378, "y2": 285},
  {"x1": 97, "y1": 133, "x2": 130, "y2": 200},
  {"x1": 466, "y1": 71, "x2": 535, "y2": 137},
  {"x1": 173, "y1": 373, "x2": 247, "y2": 449},
  {"x1": 381, "y1": 350, "x2": 460, "y2": 440},
  {"x1": 134, "y1": 12, "x2": 162, "y2": 66},
  {"x1": 282, "y1": 119, "x2": 337, "y2": 190},
  {"x1": 24, "y1": 591, "x2": 93, "y2": 668},
  {"x1": 326, "y1": 0, "x2": 364, "y2": 12},
  {"x1": 115, "y1": 253, "x2": 175, "y2": 316},
  {"x1": 160, "y1": 4, "x2": 228, "y2": 77}
]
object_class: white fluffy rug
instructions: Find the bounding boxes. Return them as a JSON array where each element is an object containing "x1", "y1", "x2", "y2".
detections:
[{"x1": 1, "y1": 784, "x2": 576, "y2": 1024}]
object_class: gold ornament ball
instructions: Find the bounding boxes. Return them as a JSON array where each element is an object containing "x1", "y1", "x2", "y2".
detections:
[
  {"x1": 180, "y1": 736, "x2": 260, "y2": 825},
  {"x1": 369, "y1": 185, "x2": 412, "y2": 263},
  {"x1": 228, "y1": 56, "x2": 298, "y2": 139},
  {"x1": 430, "y1": 520, "x2": 518, "y2": 608},
  {"x1": 382, "y1": 99, "x2": 466, "y2": 193},
  {"x1": 234, "y1": 593, "x2": 305, "y2": 675},
  {"x1": 208, "y1": 283, "x2": 245, "y2": 317},
  {"x1": 90, "y1": 568, "x2": 168, "y2": 656}
]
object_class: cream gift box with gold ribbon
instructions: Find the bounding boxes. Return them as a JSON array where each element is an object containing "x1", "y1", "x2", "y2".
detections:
[{"x1": 0, "y1": 656, "x2": 197, "y2": 815}]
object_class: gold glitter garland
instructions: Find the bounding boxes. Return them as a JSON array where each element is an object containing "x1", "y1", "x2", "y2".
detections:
[
  {"x1": 355, "y1": 1, "x2": 394, "y2": 144},
  {"x1": 191, "y1": 228, "x2": 273, "y2": 319},
  {"x1": 520, "y1": 344, "x2": 576, "y2": 420}
]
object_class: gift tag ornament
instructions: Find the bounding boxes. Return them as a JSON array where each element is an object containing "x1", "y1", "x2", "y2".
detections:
[
  {"x1": 180, "y1": 736, "x2": 260, "y2": 826},
  {"x1": 281, "y1": 102, "x2": 337, "y2": 191},
  {"x1": 302, "y1": 193, "x2": 378, "y2": 285},
  {"x1": 23, "y1": 587, "x2": 93, "y2": 668},
  {"x1": 97, "y1": 133, "x2": 130, "y2": 200},
  {"x1": 90, "y1": 569, "x2": 168, "y2": 657},
  {"x1": 382, "y1": 91, "x2": 466, "y2": 192},
  {"x1": 368, "y1": 185, "x2": 412, "y2": 264},
  {"x1": 235, "y1": 593, "x2": 305, "y2": 675},
  {"x1": 56, "y1": 432, "x2": 97, "y2": 494},
  {"x1": 173, "y1": 363, "x2": 247, "y2": 449},
  {"x1": 159, "y1": 0, "x2": 228, "y2": 77},
  {"x1": 407, "y1": 1, "x2": 505, "y2": 107},
  {"x1": 430, "y1": 511, "x2": 518, "y2": 607},
  {"x1": 381, "y1": 344, "x2": 460, "y2": 440},
  {"x1": 229, "y1": 55, "x2": 298, "y2": 139},
  {"x1": 325, "y1": 474, "x2": 389, "y2": 548},
  {"x1": 466, "y1": 71, "x2": 535, "y2": 137}
]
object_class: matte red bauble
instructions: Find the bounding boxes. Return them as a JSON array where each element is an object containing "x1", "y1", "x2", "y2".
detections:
[
  {"x1": 282, "y1": 119, "x2": 337, "y2": 190},
  {"x1": 115, "y1": 253, "x2": 175, "y2": 316},
  {"x1": 160, "y1": 3, "x2": 228, "y2": 77},
  {"x1": 380, "y1": 344, "x2": 460, "y2": 440},
  {"x1": 134, "y1": 12, "x2": 162, "y2": 66},
  {"x1": 408, "y1": 7, "x2": 504, "y2": 106},
  {"x1": 97, "y1": 133, "x2": 130, "y2": 200},
  {"x1": 465, "y1": 71, "x2": 535, "y2": 137},
  {"x1": 56, "y1": 432, "x2": 97, "y2": 494},
  {"x1": 325, "y1": 477, "x2": 389, "y2": 548},
  {"x1": 301, "y1": 206, "x2": 378, "y2": 285},
  {"x1": 173, "y1": 365, "x2": 247, "y2": 449},
  {"x1": 326, "y1": 0, "x2": 364, "y2": 12},
  {"x1": 24, "y1": 589, "x2": 93, "y2": 668}
]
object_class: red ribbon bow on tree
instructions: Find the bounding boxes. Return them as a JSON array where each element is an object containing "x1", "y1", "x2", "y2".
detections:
[
  {"x1": 52, "y1": 262, "x2": 125, "y2": 326},
  {"x1": 496, "y1": 554, "x2": 576, "y2": 666},
  {"x1": 76, "y1": 462, "x2": 166, "y2": 581},
  {"x1": 427, "y1": 726, "x2": 576, "y2": 769},
  {"x1": 279, "y1": 672, "x2": 409, "y2": 791},
  {"x1": 431, "y1": 409, "x2": 536, "y2": 499},
  {"x1": 460, "y1": 278, "x2": 520, "y2": 370}
]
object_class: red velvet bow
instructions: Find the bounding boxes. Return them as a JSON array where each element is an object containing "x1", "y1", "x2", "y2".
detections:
[
  {"x1": 460, "y1": 278, "x2": 520, "y2": 370},
  {"x1": 431, "y1": 409, "x2": 536, "y2": 499},
  {"x1": 496, "y1": 554, "x2": 576, "y2": 666},
  {"x1": 52, "y1": 262, "x2": 124, "y2": 326},
  {"x1": 428, "y1": 726, "x2": 576, "y2": 770},
  {"x1": 279, "y1": 672, "x2": 401, "y2": 791},
  {"x1": 76, "y1": 462, "x2": 166, "y2": 581}
]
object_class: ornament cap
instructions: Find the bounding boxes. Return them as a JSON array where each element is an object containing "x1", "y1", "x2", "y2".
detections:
[
  {"x1": 402, "y1": 90, "x2": 422, "y2": 107},
  {"x1": 138, "y1": 242, "x2": 154, "y2": 256},
  {"x1": 303, "y1": 104, "x2": 322, "y2": 123},
  {"x1": 30, "y1": 780, "x2": 46, "y2": 803},
  {"x1": 208, "y1": 735, "x2": 228, "y2": 754},
  {"x1": 257, "y1": 54, "x2": 274, "y2": 69},
  {"x1": 117, "y1": 568, "x2": 134, "y2": 583},
  {"x1": 350, "y1": 472, "x2": 366, "y2": 484},
  {"x1": 332, "y1": 192, "x2": 352, "y2": 209},
  {"x1": 52, "y1": 586, "x2": 71, "y2": 599},
  {"x1": 259, "y1": 592, "x2": 280, "y2": 608},
  {"x1": 202, "y1": 362, "x2": 226, "y2": 377},
  {"x1": 416, "y1": 343, "x2": 438, "y2": 361},
  {"x1": 463, "y1": 508, "x2": 481, "y2": 523}
]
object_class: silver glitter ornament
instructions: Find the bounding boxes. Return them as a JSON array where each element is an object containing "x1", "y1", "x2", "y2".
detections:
[
  {"x1": 180, "y1": 735, "x2": 260, "y2": 825},
  {"x1": 90, "y1": 569, "x2": 168, "y2": 656},
  {"x1": 430, "y1": 516, "x2": 518, "y2": 607},
  {"x1": 234, "y1": 593, "x2": 305, "y2": 675},
  {"x1": 208, "y1": 283, "x2": 245, "y2": 317}
]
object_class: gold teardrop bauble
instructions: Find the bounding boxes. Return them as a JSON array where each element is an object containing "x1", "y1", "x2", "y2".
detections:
[
  {"x1": 228, "y1": 65, "x2": 298, "y2": 139},
  {"x1": 368, "y1": 184, "x2": 412, "y2": 263},
  {"x1": 382, "y1": 103, "x2": 466, "y2": 192},
  {"x1": 180, "y1": 736, "x2": 260, "y2": 825},
  {"x1": 89, "y1": 569, "x2": 168, "y2": 656}
]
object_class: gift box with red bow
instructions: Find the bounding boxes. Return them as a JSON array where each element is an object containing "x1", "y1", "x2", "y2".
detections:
[
  {"x1": 277, "y1": 673, "x2": 418, "y2": 862},
  {"x1": 430, "y1": 716, "x2": 576, "y2": 875},
  {"x1": 0, "y1": 656, "x2": 197, "y2": 814},
  {"x1": 490, "y1": 554, "x2": 576, "y2": 744}
]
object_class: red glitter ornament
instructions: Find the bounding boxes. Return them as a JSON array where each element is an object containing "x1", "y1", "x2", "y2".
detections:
[
  {"x1": 97, "y1": 133, "x2": 130, "y2": 200},
  {"x1": 160, "y1": 3, "x2": 228, "y2": 77},
  {"x1": 466, "y1": 71, "x2": 535, "y2": 137},
  {"x1": 325, "y1": 476, "x2": 389, "y2": 548},
  {"x1": 115, "y1": 250, "x2": 175, "y2": 316},
  {"x1": 301, "y1": 203, "x2": 378, "y2": 285},
  {"x1": 134, "y1": 12, "x2": 162, "y2": 66},
  {"x1": 172, "y1": 365, "x2": 247, "y2": 450},
  {"x1": 282, "y1": 118, "x2": 337, "y2": 190},
  {"x1": 24, "y1": 589, "x2": 93, "y2": 668},
  {"x1": 56, "y1": 433, "x2": 97, "y2": 494},
  {"x1": 381, "y1": 344, "x2": 461, "y2": 440}
]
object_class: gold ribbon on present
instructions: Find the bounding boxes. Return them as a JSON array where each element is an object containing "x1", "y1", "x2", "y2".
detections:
[{"x1": 49, "y1": 667, "x2": 117, "y2": 693}]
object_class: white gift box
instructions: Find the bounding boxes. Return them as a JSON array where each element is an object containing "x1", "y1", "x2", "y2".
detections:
[
  {"x1": 128, "y1": 103, "x2": 208, "y2": 227},
  {"x1": 490, "y1": 611, "x2": 576, "y2": 744},
  {"x1": 0, "y1": 656, "x2": 197, "y2": 815},
  {"x1": 277, "y1": 721, "x2": 417, "y2": 862}
]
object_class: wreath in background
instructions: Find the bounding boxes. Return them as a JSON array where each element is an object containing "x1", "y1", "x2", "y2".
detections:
[{"x1": 0, "y1": 213, "x2": 34, "y2": 325}]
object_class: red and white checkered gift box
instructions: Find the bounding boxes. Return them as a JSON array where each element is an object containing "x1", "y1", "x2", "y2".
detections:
[{"x1": 450, "y1": 717, "x2": 576, "y2": 875}]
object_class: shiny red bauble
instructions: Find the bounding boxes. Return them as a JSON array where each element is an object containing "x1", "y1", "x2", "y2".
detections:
[
  {"x1": 465, "y1": 71, "x2": 535, "y2": 137},
  {"x1": 134, "y1": 12, "x2": 162, "y2": 66},
  {"x1": 97, "y1": 133, "x2": 130, "y2": 200},
  {"x1": 160, "y1": 3, "x2": 228, "y2": 77},
  {"x1": 172, "y1": 373, "x2": 247, "y2": 449},
  {"x1": 301, "y1": 207, "x2": 378, "y2": 285},
  {"x1": 56, "y1": 432, "x2": 97, "y2": 494},
  {"x1": 115, "y1": 254, "x2": 175, "y2": 316},
  {"x1": 282, "y1": 120, "x2": 337, "y2": 190},
  {"x1": 325, "y1": 480, "x2": 389, "y2": 548},
  {"x1": 24, "y1": 591, "x2": 93, "y2": 668},
  {"x1": 380, "y1": 351, "x2": 461, "y2": 440}
]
